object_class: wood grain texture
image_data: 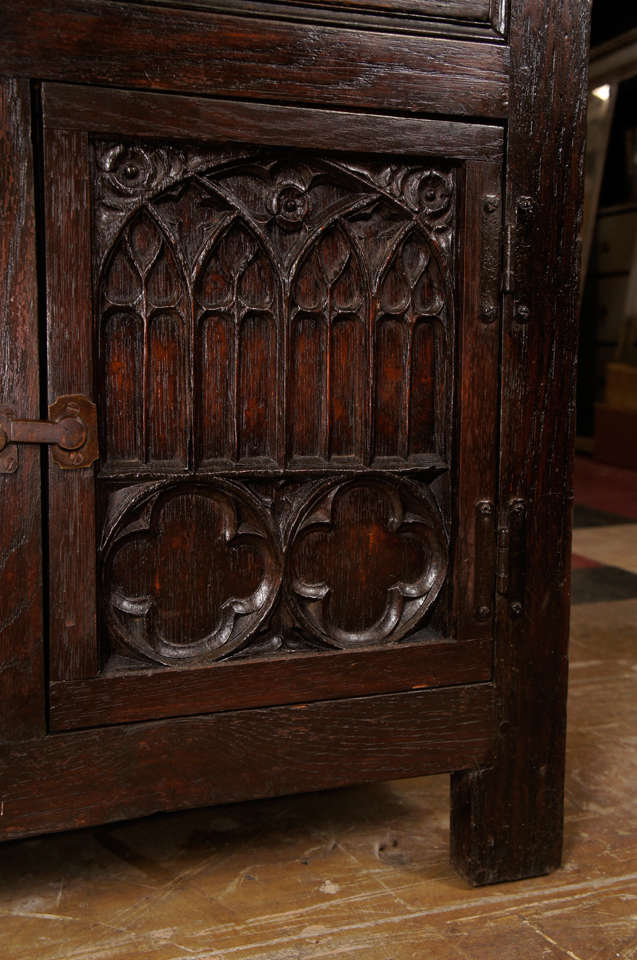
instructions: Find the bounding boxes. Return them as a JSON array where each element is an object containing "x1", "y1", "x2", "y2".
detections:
[
  {"x1": 44, "y1": 129, "x2": 98, "y2": 681},
  {"x1": 49, "y1": 637, "x2": 491, "y2": 730},
  {"x1": 1, "y1": 598, "x2": 636, "y2": 958},
  {"x1": 450, "y1": 0, "x2": 592, "y2": 885},
  {"x1": 42, "y1": 84, "x2": 506, "y2": 162},
  {"x1": 0, "y1": 79, "x2": 44, "y2": 743},
  {"x1": 0, "y1": 0, "x2": 590, "y2": 890},
  {"x1": 0, "y1": 1, "x2": 510, "y2": 118},
  {"x1": 0, "y1": 684, "x2": 495, "y2": 841},
  {"x1": 86, "y1": 132, "x2": 462, "y2": 478}
]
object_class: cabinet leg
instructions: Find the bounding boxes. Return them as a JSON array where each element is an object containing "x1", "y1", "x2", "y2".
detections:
[
  {"x1": 450, "y1": 489, "x2": 572, "y2": 885},
  {"x1": 450, "y1": 742, "x2": 565, "y2": 886}
]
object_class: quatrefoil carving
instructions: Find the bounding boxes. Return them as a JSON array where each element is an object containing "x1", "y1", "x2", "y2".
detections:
[
  {"x1": 288, "y1": 476, "x2": 447, "y2": 648},
  {"x1": 104, "y1": 481, "x2": 281, "y2": 664}
]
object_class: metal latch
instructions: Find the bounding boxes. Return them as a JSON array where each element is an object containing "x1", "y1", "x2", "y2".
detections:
[{"x1": 0, "y1": 394, "x2": 98, "y2": 473}]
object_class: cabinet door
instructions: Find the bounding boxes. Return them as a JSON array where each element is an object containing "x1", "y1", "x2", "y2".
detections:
[{"x1": 41, "y1": 84, "x2": 503, "y2": 731}]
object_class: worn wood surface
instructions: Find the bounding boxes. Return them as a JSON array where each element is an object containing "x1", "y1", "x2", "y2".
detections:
[
  {"x1": 49, "y1": 637, "x2": 491, "y2": 730},
  {"x1": 0, "y1": 1, "x2": 510, "y2": 117},
  {"x1": 0, "y1": 78, "x2": 44, "y2": 743},
  {"x1": 0, "y1": 684, "x2": 495, "y2": 841},
  {"x1": 450, "y1": 0, "x2": 592, "y2": 885},
  {"x1": 453, "y1": 160, "x2": 501, "y2": 645},
  {"x1": 247, "y1": 0, "x2": 492, "y2": 20},
  {"x1": 44, "y1": 128, "x2": 98, "y2": 681}
]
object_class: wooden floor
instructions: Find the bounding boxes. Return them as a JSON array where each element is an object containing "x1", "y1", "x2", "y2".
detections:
[{"x1": 1, "y1": 457, "x2": 636, "y2": 960}]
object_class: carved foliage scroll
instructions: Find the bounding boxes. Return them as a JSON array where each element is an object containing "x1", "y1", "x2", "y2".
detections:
[{"x1": 94, "y1": 143, "x2": 455, "y2": 472}]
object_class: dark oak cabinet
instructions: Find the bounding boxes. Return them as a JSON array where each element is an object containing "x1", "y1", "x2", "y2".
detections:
[{"x1": 0, "y1": 0, "x2": 590, "y2": 885}]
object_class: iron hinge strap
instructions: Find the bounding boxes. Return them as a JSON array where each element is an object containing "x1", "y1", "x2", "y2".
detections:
[
  {"x1": 502, "y1": 196, "x2": 534, "y2": 304},
  {"x1": 503, "y1": 222, "x2": 515, "y2": 294},
  {"x1": 475, "y1": 498, "x2": 526, "y2": 620},
  {"x1": 496, "y1": 498, "x2": 526, "y2": 616},
  {"x1": 496, "y1": 522, "x2": 511, "y2": 595}
]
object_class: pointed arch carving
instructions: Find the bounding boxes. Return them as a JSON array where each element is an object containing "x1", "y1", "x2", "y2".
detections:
[
  {"x1": 98, "y1": 207, "x2": 189, "y2": 469},
  {"x1": 288, "y1": 221, "x2": 369, "y2": 463},
  {"x1": 91, "y1": 140, "x2": 462, "y2": 668},
  {"x1": 94, "y1": 140, "x2": 456, "y2": 475},
  {"x1": 194, "y1": 218, "x2": 281, "y2": 465},
  {"x1": 373, "y1": 225, "x2": 450, "y2": 462}
]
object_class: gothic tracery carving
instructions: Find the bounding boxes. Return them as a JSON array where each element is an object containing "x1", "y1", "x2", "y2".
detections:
[
  {"x1": 93, "y1": 138, "x2": 455, "y2": 666},
  {"x1": 94, "y1": 140, "x2": 455, "y2": 473}
]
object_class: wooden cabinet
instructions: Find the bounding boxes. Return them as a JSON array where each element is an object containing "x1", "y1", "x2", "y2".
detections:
[{"x1": 0, "y1": 0, "x2": 591, "y2": 885}]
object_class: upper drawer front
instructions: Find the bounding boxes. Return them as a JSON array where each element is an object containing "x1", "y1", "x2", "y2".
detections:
[{"x1": 136, "y1": 0, "x2": 507, "y2": 39}]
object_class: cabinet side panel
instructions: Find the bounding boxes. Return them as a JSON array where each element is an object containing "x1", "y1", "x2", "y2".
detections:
[
  {"x1": 0, "y1": 79, "x2": 45, "y2": 742},
  {"x1": 451, "y1": 0, "x2": 592, "y2": 885}
]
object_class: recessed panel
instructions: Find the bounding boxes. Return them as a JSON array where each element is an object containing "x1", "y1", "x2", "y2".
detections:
[{"x1": 90, "y1": 137, "x2": 459, "y2": 667}]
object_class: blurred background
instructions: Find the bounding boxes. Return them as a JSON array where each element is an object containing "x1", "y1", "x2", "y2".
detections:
[{"x1": 577, "y1": 3, "x2": 637, "y2": 465}]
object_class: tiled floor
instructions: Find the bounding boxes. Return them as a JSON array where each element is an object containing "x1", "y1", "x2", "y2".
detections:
[
  {"x1": 1, "y1": 456, "x2": 636, "y2": 959},
  {"x1": 572, "y1": 458, "x2": 637, "y2": 605}
]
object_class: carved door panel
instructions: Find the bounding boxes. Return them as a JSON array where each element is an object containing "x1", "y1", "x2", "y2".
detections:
[{"x1": 41, "y1": 85, "x2": 503, "y2": 731}]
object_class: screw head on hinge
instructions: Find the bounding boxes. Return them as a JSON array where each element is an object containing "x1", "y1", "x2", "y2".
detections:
[
  {"x1": 517, "y1": 196, "x2": 533, "y2": 216},
  {"x1": 516, "y1": 304, "x2": 531, "y2": 322},
  {"x1": 480, "y1": 302, "x2": 497, "y2": 324},
  {"x1": 510, "y1": 601, "x2": 523, "y2": 617},
  {"x1": 483, "y1": 195, "x2": 499, "y2": 214},
  {"x1": 477, "y1": 604, "x2": 491, "y2": 620}
]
